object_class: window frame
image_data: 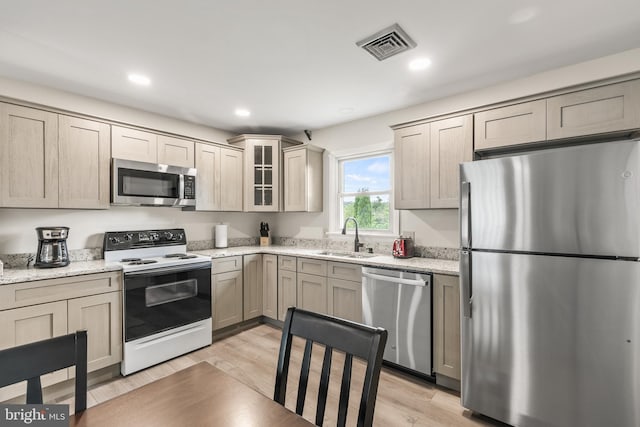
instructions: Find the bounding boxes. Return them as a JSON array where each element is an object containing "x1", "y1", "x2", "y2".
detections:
[{"x1": 329, "y1": 148, "x2": 398, "y2": 236}]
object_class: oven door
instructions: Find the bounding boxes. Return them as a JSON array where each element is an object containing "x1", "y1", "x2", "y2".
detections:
[{"x1": 123, "y1": 262, "x2": 211, "y2": 342}]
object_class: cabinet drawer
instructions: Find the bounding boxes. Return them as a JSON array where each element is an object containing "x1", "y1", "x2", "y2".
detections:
[
  {"x1": 279, "y1": 256, "x2": 297, "y2": 272},
  {"x1": 0, "y1": 272, "x2": 122, "y2": 311},
  {"x1": 212, "y1": 256, "x2": 242, "y2": 274},
  {"x1": 547, "y1": 79, "x2": 640, "y2": 140},
  {"x1": 474, "y1": 100, "x2": 546, "y2": 150},
  {"x1": 297, "y1": 258, "x2": 327, "y2": 276},
  {"x1": 327, "y1": 261, "x2": 362, "y2": 282}
]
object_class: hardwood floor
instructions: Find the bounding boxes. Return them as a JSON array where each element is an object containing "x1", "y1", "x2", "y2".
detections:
[{"x1": 59, "y1": 324, "x2": 498, "y2": 426}]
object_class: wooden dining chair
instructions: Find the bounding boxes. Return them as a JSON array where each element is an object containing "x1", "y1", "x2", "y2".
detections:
[
  {"x1": 0, "y1": 330, "x2": 88, "y2": 413},
  {"x1": 274, "y1": 307, "x2": 388, "y2": 427}
]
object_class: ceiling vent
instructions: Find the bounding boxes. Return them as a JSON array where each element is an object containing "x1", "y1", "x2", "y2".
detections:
[{"x1": 356, "y1": 23, "x2": 416, "y2": 61}]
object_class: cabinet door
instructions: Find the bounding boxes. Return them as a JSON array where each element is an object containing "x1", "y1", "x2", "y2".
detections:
[
  {"x1": 0, "y1": 103, "x2": 59, "y2": 208},
  {"x1": 220, "y1": 147, "x2": 244, "y2": 211},
  {"x1": 283, "y1": 148, "x2": 307, "y2": 211},
  {"x1": 195, "y1": 143, "x2": 221, "y2": 211},
  {"x1": 327, "y1": 278, "x2": 362, "y2": 323},
  {"x1": 158, "y1": 135, "x2": 194, "y2": 168},
  {"x1": 433, "y1": 274, "x2": 461, "y2": 380},
  {"x1": 67, "y1": 292, "x2": 122, "y2": 373},
  {"x1": 246, "y1": 140, "x2": 280, "y2": 212},
  {"x1": 278, "y1": 269, "x2": 297, "y2": 321},
  {"x1": 474, "y1": 100, "x2": 546, "y2": 150},
  {"x1": 547, "y1": 79, "x2": 640, "y2": 140},
  {"x1": 0, "y1": 301, "x2": 68, "y2": 400},
  {"x1": 59, "y1": 116, "x2": 111, "y2": 209},
  {"x1": 262, "y1": 254, "x2": 278, "y2": 319},
  {"x1": 213, "y1": 270, "x2": 243, "y2": 330},
  {"x1": 430, "y1": 115, "x2": 473, "y2": 208},
  {"x1": 297, "y1": 273, "x2": 327, "y2": 315},
  {"x1": 394, "y1": 124, "x2": 429, "y2": 209},
  {"x1": 111, "y1": 126, "x2": 157, "y2": 163},
  {"x1": 243, "y1": 254, "x2": 263, "y2": 319}
]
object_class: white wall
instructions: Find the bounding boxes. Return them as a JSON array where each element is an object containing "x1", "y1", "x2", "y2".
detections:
[{"x1": 277, "y1": 48, "x2": 640, "y2": 248}]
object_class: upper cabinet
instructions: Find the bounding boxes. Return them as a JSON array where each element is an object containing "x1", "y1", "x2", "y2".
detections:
[
  {"x1": 474, "y1": 78, "x2": 640, "y2": 152},
  {"x1": 195, "y1": 142, "x2": 243, "y2": 211},
  {"x1": 112, "y1": 126, "x2": 196, "y2": 167},
  {"x1": 228, "y1": 134, "x2": 302, "y2": 212},
  {"x1": 394, "y1": 115, "x2": 472, "y2": 210},
  {"x1": 0, "y1": 103, "x2": 110, "y2": 209},
  {"x1": 283, "y1": 145, "x2": 323, "y2": 212}
]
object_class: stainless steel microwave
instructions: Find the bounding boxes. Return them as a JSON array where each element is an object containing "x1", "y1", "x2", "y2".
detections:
[{"x1": 111, "y1": 158, "x2": 196, "y2": 207}]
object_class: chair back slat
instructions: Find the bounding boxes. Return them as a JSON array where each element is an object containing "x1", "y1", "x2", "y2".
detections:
[
  {"x1": 0, "y1": 331, "x2": 88, "y2": 413},
  {"x1": 274, "y1": 307, "x2": 387, "y2": 427},
  {"x1": 337, "y1": 353, "x2": 353, "y2": 427},
  {"x1": 315, "y1": 346, "x2": 333, "y2": 426},
  {"x1": 296, "y1": 339, "x2": 314, "y2": 415}
]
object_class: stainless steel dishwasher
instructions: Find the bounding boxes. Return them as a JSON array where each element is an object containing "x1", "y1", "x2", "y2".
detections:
[{"x1": 362, "y1": 266, "x2": 432, "y2": 376}]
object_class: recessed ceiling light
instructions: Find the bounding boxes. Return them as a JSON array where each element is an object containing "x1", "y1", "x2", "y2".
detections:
[
  {"x1": 235, "y1": 108, "x2": 251, "y2": 117},
  {"x1": 339, "y1": 107, "x2": 355, "y2": 114},
  {"x1": 509, "y1": 7, "x2": 538, "y2": 24},
  {"x1": 128, "y1": 73, "x2": 151, "y2": 86},
  {"x1": 409, "y1": 58, "x2": 432, "y2": 72}
]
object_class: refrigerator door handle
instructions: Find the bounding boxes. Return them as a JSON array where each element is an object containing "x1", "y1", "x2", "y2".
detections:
[
  {"x1": 460, "y1": 250, "x2": 472, "y2": 318},
  {"x1": 460, "y1": 181, "x2": 471, "y2": 248}
]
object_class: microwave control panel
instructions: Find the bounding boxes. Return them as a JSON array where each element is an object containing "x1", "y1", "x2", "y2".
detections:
[{"x1": 184, "y1": 176, "x2": 196, "y2": 199}]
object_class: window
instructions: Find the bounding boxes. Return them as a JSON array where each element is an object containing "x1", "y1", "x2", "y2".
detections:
[{"x1": 338, "y1": 153, "x2": 394, "y2": 233}]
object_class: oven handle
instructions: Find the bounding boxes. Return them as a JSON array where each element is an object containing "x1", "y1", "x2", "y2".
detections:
[{"x1": 124, "y1": 261, "x2": 212, "y2": 277}]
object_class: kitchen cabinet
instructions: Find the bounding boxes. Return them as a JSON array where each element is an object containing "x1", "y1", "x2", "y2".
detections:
[
  {"x1": 327, "y1": 261, "x2": 362, "y2": 322},
  {"x1": 547, "y1": 79, "x2": 640, "y2": 140},
  {"x1": 243, "y1": 254, "x2": 263, "y2": 320},
  {"x1": 157, "y1": 135, "x2": 195, "y2": 168},
  {"x1": 262, "y1": 254, "x2": 278, "y2": 319},
  {"x1": 277, "y1": 256, "x2": 297, "y2": 321},
  {"x1": 0, "y1": 104, "x2": 110, "y2": 209},
  {"x1": 67, "y1": 292, "x2": 122, "y2": 373},
  {"x1": 212, "y1": 256, "x2": 243, "y2": 330},
  {"x1": 227, "y1": 134, "x2": 301, "y2": 212},
  {"x1": 111, "y1": 126, "x2": 157, "y2": 163},
  {"x1": 297, "y1": 273, "x2": 328, "y2": 315},
  {"x1": 394, "y1": 115, "x2": 472, "y2": 209},
  {"x1": 195, "y1": 143, "x2": 243, "y2": 211},
  {"x1": 59, "y1": 115, "x2": 111, "y2": 209},
  {"x1": 0, "y1": 271, "x2": 122, "y2": 400},
  {"x1": 433, "y1": 274, "x2": 460, "y2": 381},
  {"x1": 282, "y1": 145, "x2": 323, "y2": 212},
  {"x1": 474, "y1": 100, "x2": 547, "y2": 150},
  {"x1": 429, "y1": 115, "x2": 473, "y2": 208}
]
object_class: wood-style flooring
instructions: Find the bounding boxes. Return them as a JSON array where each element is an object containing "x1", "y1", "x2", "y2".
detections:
[{"x1": 59, "y1": 324, "x2": 499, "y2": 426}]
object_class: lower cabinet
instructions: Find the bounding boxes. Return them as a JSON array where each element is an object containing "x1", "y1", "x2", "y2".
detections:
[
  {"x1": 0, "y1": 271, "x2": 122, "y2": 400},
  {"x1": 277, "y1": 256, "x2": 297, "y2": 321},
  {"x1": 327, "y1": 278, "x2": 362, "y2": 323},
  {"x1": 243, "y1": 254, "x2": 263, "y2": 320},
  {"x1": 297, "y1": 273, "x2": 328, "y2": 315},
  {"x1": 433, "y1": 274, "x2": 461, "y2": 381},
  {"x1": 212, "y1": 256, "x2": 243, "y2": 330},
  {"x1": 262, "y1": 254, "x2": 278, "y2": 319}
]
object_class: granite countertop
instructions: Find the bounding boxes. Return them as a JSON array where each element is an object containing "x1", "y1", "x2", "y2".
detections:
[
  {"x1": 0, "y1": 245, "x2": 459, "y2": 286},
  {"x1": 0, "y1": 260, "x2": 122, "y2": 285}
]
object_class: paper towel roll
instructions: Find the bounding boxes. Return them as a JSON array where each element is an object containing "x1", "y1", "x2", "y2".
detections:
[{"x1": 215, "y1": 224, "x2": 228, "y2": 248}]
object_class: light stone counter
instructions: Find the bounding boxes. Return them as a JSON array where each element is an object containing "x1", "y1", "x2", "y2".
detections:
[
  {"x1": 195, "y1": 245, "x2": 460, "y2": 276},
  {"x1": 0, "y1": 245, "x2": 459, "y2": 286},
  {"x1": 0, "y1": 260, "x2": 122, "y2": 285}
]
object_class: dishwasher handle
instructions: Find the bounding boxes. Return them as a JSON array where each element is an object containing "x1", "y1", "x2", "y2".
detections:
[{"x1": 362, "y1": 270, "x2": 428, "y2": 287}]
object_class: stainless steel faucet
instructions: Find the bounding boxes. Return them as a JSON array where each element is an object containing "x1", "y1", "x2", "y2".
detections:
[{"x1": 341, "y1": 217, "x2": 363, "y2": 252}]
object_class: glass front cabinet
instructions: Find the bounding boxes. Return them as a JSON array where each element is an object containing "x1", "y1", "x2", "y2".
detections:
[{"x1": 227, "y1": 134, "x2": 302, "y2": 212}]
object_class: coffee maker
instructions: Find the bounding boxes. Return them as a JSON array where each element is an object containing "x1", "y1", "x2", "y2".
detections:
[{"x1": 35, "y1": 227, "x2": 70, "y2": 268}]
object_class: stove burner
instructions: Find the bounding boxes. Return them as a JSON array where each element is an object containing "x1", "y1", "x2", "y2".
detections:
[
  {"x1": 165, "y1": 253, "x2": 188, "y2": 258},
  {"x1": 180, "y1": 255, "x2": 198, "y2": 259},
  {"x1": 121, "y1": 258, "x2": 142, "y2": 262},
  {"x1": 128, "y1": 259, "x2": 158, "y2": 265}
]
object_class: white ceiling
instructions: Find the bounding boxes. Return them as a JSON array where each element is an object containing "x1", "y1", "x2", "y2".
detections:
[{"x1": 1, "y1": 1, "x2": 639, "y2": 135}]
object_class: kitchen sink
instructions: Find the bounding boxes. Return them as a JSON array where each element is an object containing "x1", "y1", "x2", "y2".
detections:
[{"x1": 316, "y1": 250, "x2": 376, "y2": 259}]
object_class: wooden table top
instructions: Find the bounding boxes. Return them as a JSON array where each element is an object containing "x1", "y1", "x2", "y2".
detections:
[{"x1": 70, "y1": 362, "x2": 314, "y2": 427}]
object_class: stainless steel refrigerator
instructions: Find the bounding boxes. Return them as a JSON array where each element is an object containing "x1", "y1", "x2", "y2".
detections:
[{"x1": 459, "y1": 139, "x2": 640, "y2": 427}]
